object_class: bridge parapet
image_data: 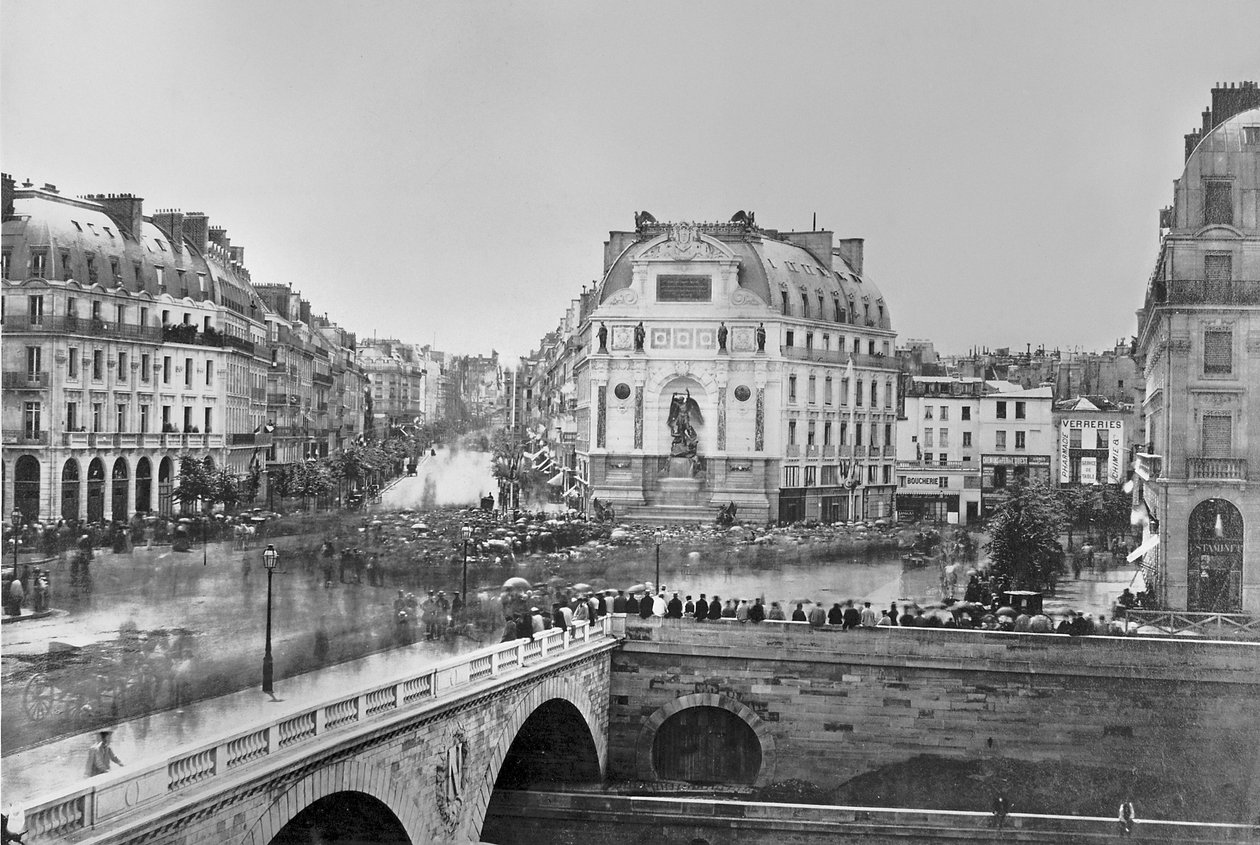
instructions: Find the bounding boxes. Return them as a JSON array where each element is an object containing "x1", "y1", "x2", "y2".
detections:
[{"x1": 18, "y1": 617, "x2": 619, "y2": 844}]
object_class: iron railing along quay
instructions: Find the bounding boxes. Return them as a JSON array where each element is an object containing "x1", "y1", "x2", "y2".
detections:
[
  {"x1": 1118, "y1": 610, "x2": 1260, "y2": 641},
  {"x1": 17, "y1": 616, "x2": 617, "y2": 843}
]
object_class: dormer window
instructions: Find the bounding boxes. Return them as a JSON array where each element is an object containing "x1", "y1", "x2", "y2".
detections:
[
  {"x1": 71, "y1": 221, "x2": 83, "y2": 232},
  {"x1": 155, "y1": 239, "x2": 167, "y2": 252},
  {"x1": 86, "y1": 222, "x2": 98, "y2": 235},
  {"x1": 103, "y1": 227, "x2": 114, "y2": 239},
  {"x1": 1244, "y1": 126, "x2": 1260, "y2": 145}
]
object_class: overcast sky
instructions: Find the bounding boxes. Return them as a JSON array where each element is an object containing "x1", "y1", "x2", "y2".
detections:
[{"x1": 4, "y1": 1, "x2": 1258, "y2": 360}]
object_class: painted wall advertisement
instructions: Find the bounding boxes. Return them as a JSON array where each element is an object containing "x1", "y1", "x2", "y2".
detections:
[{"x1": 1059, "y1": 418, "x2": 1124, "y2": 484}]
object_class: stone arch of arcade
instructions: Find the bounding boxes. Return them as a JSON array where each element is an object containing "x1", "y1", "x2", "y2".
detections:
[
  {"x1": 635, "y1": 692, "x2": 777, "y2": 788},
  {"x1": 1187, "y1": 496, "x2": 1245, "y2": 613}
]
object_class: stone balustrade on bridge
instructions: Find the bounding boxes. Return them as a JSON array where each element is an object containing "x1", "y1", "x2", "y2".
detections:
[{"x1": 17, "y1": 617, "x2": 617, "y2": 844}]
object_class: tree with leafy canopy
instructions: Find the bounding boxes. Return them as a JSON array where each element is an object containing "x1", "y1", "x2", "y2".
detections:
[
  {"x1": 210, "y1": 468, "x2": 240, "y2": 513},
  {"x1": 173, "y1": 456, "x2": 213, "y2": 514},
  {"x1": 290, "y1": 460, "x2": 335, "y2": 512},
  {"x1": 985, "y1": 480, "x2": 1067, "y2": 591}
]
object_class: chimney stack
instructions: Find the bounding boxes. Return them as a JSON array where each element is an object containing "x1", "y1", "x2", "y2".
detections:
[
  {"x1": 208, "y1": 226, "x2": 230, "y2": 251},
  {"x1": 183, "y1": 212, "x2": 209, "y2": 251},
  {"x1": 90, "y1": 192, "x2": 145, "y2": 239},
  {"x1": 835, "y1": 238, "x2": 865, "y2": 275},
  {"x1": 1, "y1": 173, "x2": 13, "y2": 218},
  {"x1": 229, "y1": 245, "x2": 245, "y2": 265},
  {"x1": 152, "y1": 209, "x2": 185, "y2": 254}
]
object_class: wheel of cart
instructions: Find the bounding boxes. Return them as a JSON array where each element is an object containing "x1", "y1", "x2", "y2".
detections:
[{"x1": 22, "y1": 672, "x2": 56, "y2": 721}]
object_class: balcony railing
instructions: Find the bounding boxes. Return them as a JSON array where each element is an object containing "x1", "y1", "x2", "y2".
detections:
[
  {"x1": 785, "y1": 444, "x2": 801, "y2": 457},
  {"x1": 1186, "y1": 456, "x2": 1248, "y2": 481},
  {"x1": 822, "y1": 445, "x2": 836, "y2": 457},
  {"x1": 2, "y1": 371, "x2": 50, "y2": 389},
  {"x1": 780, "y1": 346, "x2": 899, "y2": 371},
  {"x1": 312, "y1": 371, "x2": 334, "y2": 387},
  {"x1": 3, "y1": 429, "x2": 49, "y2": 445},
  {"x1": 3, "y1": 313, "x2": 165, "y2": 342},
  {"x1": 805, "y1": 444, "x2": 820, "y2": 458},
  {"x1": 229, "y1": 433, "x2": 256, "y2": 446}
]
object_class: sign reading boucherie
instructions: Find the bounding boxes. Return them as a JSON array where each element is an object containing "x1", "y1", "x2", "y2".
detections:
[{"x1": 656, "y1": 275, "x2": 712, "y2": 302}]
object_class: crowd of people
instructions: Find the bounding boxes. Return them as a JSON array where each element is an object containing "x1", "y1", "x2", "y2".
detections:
[{"x1": 496, "y1": 578, "x2": 1135, "y2": 642}]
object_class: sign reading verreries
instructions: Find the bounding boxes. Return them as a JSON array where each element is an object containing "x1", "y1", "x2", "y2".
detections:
[
  {"x1": 1059, "y1": 418, "x2": 1125, "y2": 484},
  {"x1": 656, "y1": 275, "x2": 712, "y2": 302}
]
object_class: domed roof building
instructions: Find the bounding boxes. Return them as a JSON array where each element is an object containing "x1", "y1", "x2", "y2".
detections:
[
  {"x1": 1135, "y1": 84, "x2": 1260, "y2": 613},
  {"x1": 575, "y1": 212, "x2": 900, "y2": 524}
]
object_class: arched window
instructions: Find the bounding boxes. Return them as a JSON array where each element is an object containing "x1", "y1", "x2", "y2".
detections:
[
  {"x1": 87, "y1": 458, "x2": 106, "y2": 523},
  {"x1": 135, "y1": 457, "x2": 152, "y2": 513},
  {"x1": 111, "y1": 458, "x2": 129, "y2": 521},
  {"x1": 61, "y1": 459, "x2": 81, "y2": 521},
  {"x1": 14, "y1": 455, "x2": 41, "y2": 521}
]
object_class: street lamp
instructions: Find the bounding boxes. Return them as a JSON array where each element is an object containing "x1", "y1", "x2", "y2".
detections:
[
  {"x1": 11, "y1": 509, "x2": 22, "y2": 570},
  {"x1": 202, "y1": 515, "x2": 209, "y2": 567},
  {"x1": 461, "y1": 525, "x2": 473, "y2": 608},
  {"x1": 654, "y1": 530, "x2": 663, "y2": 595},
  {"x1": 262, "y1": 544, "x2": 278, "y2": 694}
]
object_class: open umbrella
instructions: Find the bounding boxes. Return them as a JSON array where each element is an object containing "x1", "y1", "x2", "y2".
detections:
[
  {"x1": 571, "y1": 583, "x2": 593, "y2": 593},
  {"x1": 503, "y1": 577, "x2": 531, "y2": 591},
  {"x1": 995, "y1": 606, "x2": 1017, "y2": 617}
]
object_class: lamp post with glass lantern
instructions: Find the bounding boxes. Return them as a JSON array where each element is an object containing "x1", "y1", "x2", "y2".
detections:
[
  {"x1": 654, "y1": 529, "x2": 663, "y2": 595},
  {"x1": 461, "y1": 525, "x2": 473, "y2": 605},
  {"x1": 10, "y1": 509, "x2": 21, "y2": 570},
  {"x1": 262, "y1": 544, "x2": 278, "y2": 694}
]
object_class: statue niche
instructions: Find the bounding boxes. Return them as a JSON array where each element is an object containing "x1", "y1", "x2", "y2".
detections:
[{"x1": 666, "y1": 390, "x2": 703, "y2": 477}]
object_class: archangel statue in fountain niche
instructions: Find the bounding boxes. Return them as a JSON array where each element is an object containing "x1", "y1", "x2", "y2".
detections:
[{"x1": 666, "y1": 391, "x2": 704, "y2": 476}]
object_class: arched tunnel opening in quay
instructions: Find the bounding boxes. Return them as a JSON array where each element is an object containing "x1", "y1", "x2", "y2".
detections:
[{"x1": 269, "y1": 791, "x2": 409, "y2": 845}]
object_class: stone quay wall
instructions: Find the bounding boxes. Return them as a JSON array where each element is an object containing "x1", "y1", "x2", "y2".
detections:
[{"x1": 605, "y1": 617, "x2": 1260, "y2": 809}]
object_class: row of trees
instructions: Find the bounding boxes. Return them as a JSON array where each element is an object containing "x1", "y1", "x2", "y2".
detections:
[
  {"x1": 985, "y1": 481, "x2": 1132, "y2": 592},
  {"x1": 171, "y1": 437, "x2": 415, "y2": 514}
]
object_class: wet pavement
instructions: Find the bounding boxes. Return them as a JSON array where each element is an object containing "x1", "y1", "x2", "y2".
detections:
[{"x1": 1, "y1": 633, "x2": 473, "y2": 806}]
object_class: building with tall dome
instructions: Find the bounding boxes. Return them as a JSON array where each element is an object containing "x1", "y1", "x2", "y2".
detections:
[
  {"x1": 2, "y1": 174, "x2": 367, "y2": 523},
  {"x1": 573, "y1": 212, "x2": 899, "y2": 524},
  {"x1": 1134, "y1": 83, "x2": 1260, "y2": 613}
]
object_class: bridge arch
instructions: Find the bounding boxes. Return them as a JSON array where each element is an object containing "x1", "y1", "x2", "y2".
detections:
[
  {"x1": 240, "y1": 759, "x2": 425, "y2": 845},
  {"x1": 468, "y1": 670, "x2": 607, "y2": 840},
  {"x1": 635, "y1": 693, "x2": 777, "y2": 787}
]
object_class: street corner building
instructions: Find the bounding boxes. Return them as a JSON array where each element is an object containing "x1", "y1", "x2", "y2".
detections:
[
  {"x1": 574, "y1": 212, "x2": 900, "y2": 525},
  {"x1": 1, "y1": 175, "x2": 368, "y2": 524},
  {"x1": 1134, "y1": 83, "x2": 1260, "y2": 613}
]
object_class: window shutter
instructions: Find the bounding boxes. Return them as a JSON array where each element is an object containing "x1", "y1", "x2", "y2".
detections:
[
  {"x1": 1203, "y1": 330, "x2": 1232, "y2": 374},
  {"x1": 1202, "y1": 414, "x2": 1232, "y2": 457}
]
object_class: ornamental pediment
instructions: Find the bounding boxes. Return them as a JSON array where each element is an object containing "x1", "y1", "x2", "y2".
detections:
[{"x1": 635, "y1": 223, "x2": 738, "y2": 264}]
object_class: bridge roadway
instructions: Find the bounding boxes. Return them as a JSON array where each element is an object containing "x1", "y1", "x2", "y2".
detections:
[
  {"x1": 12, "y1": 617, "x2": 618, "y2": 844},
  {"x1": 8, "y1": 615, "x2": 1260, "y2": 843}
]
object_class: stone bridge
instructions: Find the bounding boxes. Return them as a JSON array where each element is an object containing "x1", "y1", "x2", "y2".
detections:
[
  {"x1": 20, "y1": 619, "x2": 617, "y2": 845},
  {"x1": 15, "y1": 615, "x2": 1260, "y2": 843}
]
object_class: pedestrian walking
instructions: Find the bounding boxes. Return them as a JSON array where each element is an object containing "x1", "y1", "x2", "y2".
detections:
[
  {"x1": 991, "y1": 794, "x2": 1009, "y2": 830},
  {"x1": 1117, "y1": 800, "x2": 1135, "y2": 837},
  {"x1": 85, "y1": 730, "x2": 124, "y2": 777}
]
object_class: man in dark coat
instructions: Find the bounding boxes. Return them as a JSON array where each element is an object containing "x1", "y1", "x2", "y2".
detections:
[
  {"x1": 612, "y1": 590, "x2": 627, "y2": 613},
  {"x1": 666, "y1": 593, "x2": 683, "y2": 619},
  {"x1": 639, "y1": 593, "x2": 654, "y2": 619},
  {"x1": 683, "y1": 596, "x2": 695, "y2": 617},
  {"x1": 694, "y1": 594, "x2": 709, "y2": 621},
  {"x1": 748, "y1": 598, "x2": 765, "y2": 623},
  {"x1": 828, "y1": 603, "x2": 844, "y2": 625},
  {"x1": 842, "y1": 601, "x2": 862, "y2": 630},
  {"x1": 708, "y1": 595, "x2": 723, "y2": 620},
  {"x1": 625, "y1": 592, "x2": 640, "y2": 615}
]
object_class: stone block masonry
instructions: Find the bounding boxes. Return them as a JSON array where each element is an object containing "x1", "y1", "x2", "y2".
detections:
[{"x1": 606, "y1": 618, "x2": 1260, "y2": 811}]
